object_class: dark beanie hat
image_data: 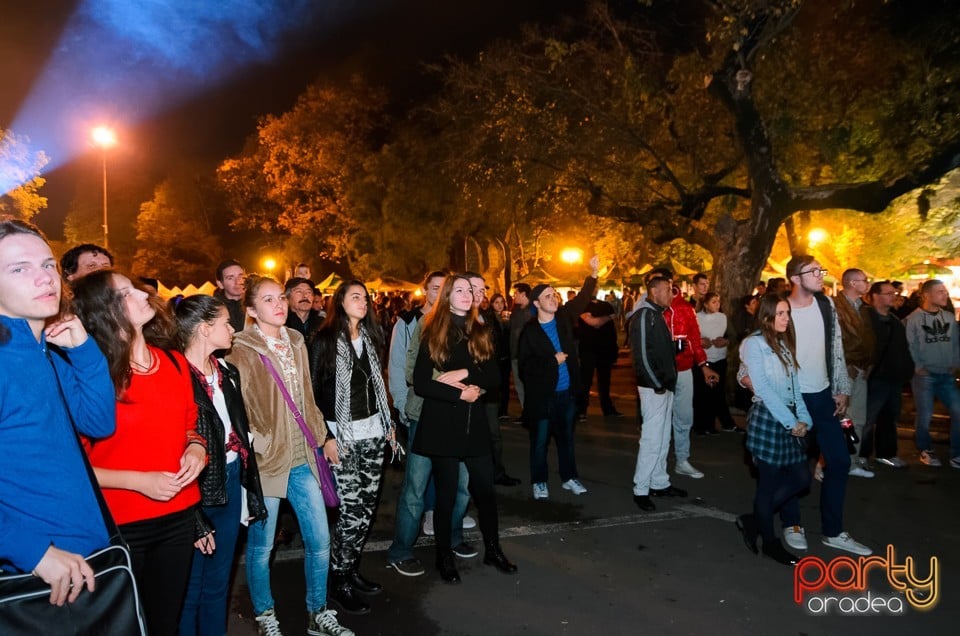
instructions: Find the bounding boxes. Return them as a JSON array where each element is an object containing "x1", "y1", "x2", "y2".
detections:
[
  {"x1": 284, "y1": 277, "x2": 315, "y2": 293},
  {"x1": 529, "y1": 283, "x2": 551, "y2": 305}
]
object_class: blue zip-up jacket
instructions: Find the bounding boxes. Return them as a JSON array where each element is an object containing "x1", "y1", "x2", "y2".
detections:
[{"x1": 0, "y1": 317, "x2": 116, "y2": 572}]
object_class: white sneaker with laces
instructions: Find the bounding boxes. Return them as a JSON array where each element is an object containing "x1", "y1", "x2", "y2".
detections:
[
  {"x1": 561, "y1": 478, "x2": 588, "y2": 495},
  {"x1": 848, "y1": 465, "x2": 875, "y2": 478},
  {"x1": 675, "y1": 460, "x2": 704, "y2": 479},
  {"x1": 255, "y1": 608, "x2": 283, "y2": 636},
  {"x1": 782, "y1": 525, "x2": 808, "y2": 550},
  {"x1": 920, "y1": 450, "x2": 941, "y2": 467},
  {"x1": 462, "y1": 514, "x2": 477, "y2": 529},
  {"x1": 308, "y1": 609, "x2": 354, "y2": 636},
  {"x1": 532, "y1": 482, "x2": 549, "y2": 500},
  {"x1": 422, "y1": 510, "x2": 434, "y2": 536},
  {"x1": 876, "y1": 457, "x2": 907, "y2": 468},
  {"x1": 822, "y1": 532, "x2": 872, "y2": 556}
]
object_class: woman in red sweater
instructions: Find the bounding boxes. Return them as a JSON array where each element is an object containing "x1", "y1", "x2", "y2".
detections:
[{"x1": 72, "y1": 270, "x2": 206, "y2": 636}]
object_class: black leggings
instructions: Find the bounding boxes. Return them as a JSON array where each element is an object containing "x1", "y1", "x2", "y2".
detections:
[
  {"x1": 120, "y1": 506, "x2": 196, "y2": 636},
  {"x1": 431, "y1": 454, "x2": 499, "y2": 553}
]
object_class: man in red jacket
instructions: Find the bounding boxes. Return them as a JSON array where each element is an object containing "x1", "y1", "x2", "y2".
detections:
[{"x1": 648, "y1": 268, "x2": 719, "y2": 481}]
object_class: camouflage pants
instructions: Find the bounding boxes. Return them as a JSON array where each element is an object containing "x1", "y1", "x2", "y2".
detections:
[{"x1": 330, "y1": 437, "x2": 385, "y2": 573}]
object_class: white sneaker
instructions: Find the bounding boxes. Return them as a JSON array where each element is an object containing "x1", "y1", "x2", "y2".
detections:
[
  {"x1": 462, "y1": 514, "x2": 477, "y2": 529},
  {"x1": 308, "y1": 608, "x2": 354, "y2": 636},
  {"x1": 875, "y1": 457, "x2": 907, "y2": 468},
  {"x1": 951, "y1": 457, "x2": 960, "y2": 469},
  {"x1": 822, "y1": 531, "x2": 873, "y2": 556},
  {"x1": 422, "y1": 510, "x2": 434, "y2": 536},
  {"x1": 920, "y1": 450, "x2": 941, "y2": 467},
  {"x1": 532, "y1": 482, "x2": 549, "y2": 500},
  {"x1": 814, "y1": 463, "x2": 824, "y2": 482},
  {"x1": 561, "y1": 478, "x2": 588, "y2": 495},
  {"x1": 675, "y1": 460, "x2": 704, "y2": 479},
  {"x1": 255, "y1": 608, "x2": 283, "y2": 636},
  {"x1": 848, "y1": 465, "x2": 875, "y2": 478},
  {"x1": 782, "y1": 525, "x2": 808, "y2": 550}
]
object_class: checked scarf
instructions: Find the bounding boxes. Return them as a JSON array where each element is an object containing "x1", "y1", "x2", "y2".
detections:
[{"x1": 334, "y1": 325, "x2": 393, "y2": 463}]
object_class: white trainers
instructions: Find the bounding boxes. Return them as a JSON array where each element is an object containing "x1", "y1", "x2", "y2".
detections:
[
  {"x1": 782, "y1": 525, "x2": 808, "y2": 550},
  {"x1": 920, "y1": 450, "x2": 941, "y2": 467},
  {"x1": 822, "y1": 532, "x2": 873, "y2": 556},
  {"x1": 675, "y1": 460, "x2": 704, "y2": 479},
  {"x1": 422, "y1": 510, "x2": 434, "y2": 536},
  {"x1": 951, "y1": 457, "x2": 960, "y2": 469},
  {"x1": 532, "y1": 482, "x2": 549, "y2": 499},
  {"x1": 876, "y1": 457, "x2": 907, "y2": 468},
  {"x1": 848, "y1": 464, "x2": 875, "y2": 478},
  {"x1": 255, "y1": 608, "x2": 283, "y2": 636},
  {"x1": 814, "y1": 463, "x2": 824, "y2": 482},
  {"x1": 561, "y1": 478, "x2": 588, "y2": 495},
  {"x1": 462, "y1": 514, "x2": 477, "y2": 529},
  {"x1": 308, "y1": 609, "x2": 354, "y2": 636}
]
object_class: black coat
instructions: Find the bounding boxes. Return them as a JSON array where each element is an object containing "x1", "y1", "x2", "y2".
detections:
[
  {"x1": 411, "y1": 321, "x2": 500, "y2": 457},
  {"x1": 192, "y1": 360, "x2": 267, "y2": 524}
]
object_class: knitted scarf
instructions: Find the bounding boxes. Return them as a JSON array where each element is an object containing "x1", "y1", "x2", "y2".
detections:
[{"x1": 334, "y1": 324, "x2": 393, "y2": 461}]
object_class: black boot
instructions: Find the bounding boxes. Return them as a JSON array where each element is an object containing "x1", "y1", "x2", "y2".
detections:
[
  {"x1": 483, "y1": 540, "x2": 518, "y2": 574},
  {"x1": 347, "y1": 568, "x2": 382, "y2": 595},
  {"x1": 735, "y1": 514, "x2": 759, "y2": 555},
  {"x1": 329, "y1": 572, "x2": 371, "y2": 614},
  {"x1": 762, "y1": 538, "x2": 799, "y2": 566},
  {"x1": 436, "y1": 550, "x2": 461, "y2": 584}
]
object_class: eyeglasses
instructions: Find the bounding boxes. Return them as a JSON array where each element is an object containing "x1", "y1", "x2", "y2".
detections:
[
  {"x1": 851, "y1": 278, "x2": 870, "y2": 284},
  {"x1": 799, "y1": 268, "x2": 828, "y2": 277}
]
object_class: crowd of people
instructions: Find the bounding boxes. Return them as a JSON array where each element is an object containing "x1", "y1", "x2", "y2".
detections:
[{"x1": 2, "y1": 217, "x2": 958, "y2": 635}]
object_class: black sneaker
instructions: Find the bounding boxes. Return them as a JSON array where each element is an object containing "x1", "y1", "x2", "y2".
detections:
[
  {"x1": 386, "y1": 558, "x2": 425, "y2": 577},
  {"x1": 650, "y1": 485, "x2": 688, "y2": 498},
  {"x1": 452, "y1": 542, "x2": 479, "y2": 558}
]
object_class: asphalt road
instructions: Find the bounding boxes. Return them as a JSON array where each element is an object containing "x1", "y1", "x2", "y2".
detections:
[{"x1": 226, "y1": 352, "x2": 959, "y2": 635}]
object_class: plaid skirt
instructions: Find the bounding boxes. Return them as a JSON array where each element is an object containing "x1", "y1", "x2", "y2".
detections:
[{"x1": 745, "y1": 401, "x2": 806, "y2": 467}]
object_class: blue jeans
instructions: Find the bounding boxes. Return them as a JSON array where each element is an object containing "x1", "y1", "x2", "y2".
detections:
[
  {"x1": 180, "y1": 460, "x2": 242, "y2": 636},
  {"x1": 529, "y1": 390, "x2": 578, "y2": 484},
  {"x1": 803, "y1": 389, "x2": 850, "y2": 538},
  {"x1": 754, "y1": 460, "x2": 810, "y2": 541},
  {"x1": 912, "y1": 373, "x2": 960, "y2": 458},
  {"x1": 246, "y1": 463, "x2": 330, "y2": 615},
  {"x1": 387, "y1": 420, "x2": 468, "y2": 563}
]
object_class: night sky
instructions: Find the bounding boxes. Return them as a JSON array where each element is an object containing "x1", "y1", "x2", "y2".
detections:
[{"x1": 1, "y1": 0, "x2": 581, "y2": 238}]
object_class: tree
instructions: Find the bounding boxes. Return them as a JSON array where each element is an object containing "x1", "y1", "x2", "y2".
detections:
[
  {"x1": 431, "y1": 0, "x2": 960, "y2": 307},
  {"x1": 133, "y1": 171, "x2": 225, "y2": 285},
  {"x1": 0, "y1": 128, "x2": 48, "y2": 221}
]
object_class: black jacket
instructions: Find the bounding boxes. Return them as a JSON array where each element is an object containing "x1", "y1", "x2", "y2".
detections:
[
  {"x1": 412, "y1": 316, "x2": 500, "y2": 457},
  {"x1": 866, "y1": 307, "x2": 915, "y2": 382},
  {"x1": 628, "y1": 299, "x2": 677, "y2": 392},
  {"x1": 308, "y1": 328, "x2": 380, "y2": 424},
  {"x1": 192, "y1": 360, "x2": 267, "y2": 524}
]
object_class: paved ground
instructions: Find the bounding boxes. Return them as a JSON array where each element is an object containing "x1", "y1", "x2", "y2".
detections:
[{"x1": 226, "y1": 352, "x2": 960, "y2": 635}]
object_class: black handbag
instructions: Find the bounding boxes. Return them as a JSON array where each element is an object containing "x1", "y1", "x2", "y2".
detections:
[{"x1": 0, "y1": 350, "x2": 148, "y2": 635}]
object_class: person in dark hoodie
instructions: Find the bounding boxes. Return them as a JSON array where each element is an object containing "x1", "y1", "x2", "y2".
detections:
[{"x1": 629, "y1": 276, "x2": 683, "y2": 512}]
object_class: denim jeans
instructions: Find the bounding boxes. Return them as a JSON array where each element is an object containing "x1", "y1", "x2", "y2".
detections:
[
  {"x1": 753, "y1": 460, "x2": 810, "y2": 540},
  {"x1": 672, "y1": 369, "x2": 694, "y2": 463},
  {"x1": 246, "y1": 463, "x2": 330, "y2": 615},
  {"x1": 386, "y1": 420, "x2": 468, "y2": 563},
  {"x1": 912, "y1": 373, "x2": 960, "y2": 458},
  {"x1": 180, "y1": 459, "x2": 242, "y2": 636},
  {"x1": 803, "y1": 389, "x2": 850, "y2": 538},
  {"x1": 529, "y1": 390, "x2": 578, "y2": 484},
  {"x1": 862, "y1": 378, "x2": 903, "y2": 460}
]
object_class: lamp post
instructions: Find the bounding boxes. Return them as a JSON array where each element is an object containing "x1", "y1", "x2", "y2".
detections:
[{"x1": 90, "y1": 126, "x2": 117, "y2": 249}]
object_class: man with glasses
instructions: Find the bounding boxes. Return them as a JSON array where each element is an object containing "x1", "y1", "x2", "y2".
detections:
[
  {"x1": 862, "y1": 281, "x2": 913, "y2": 469},
  {"x1": 834, "y1": 269, "x2": 876, "y2": 478},
  {"x1": 779, "y1": 255, "x2": 870, "y2": 556}
]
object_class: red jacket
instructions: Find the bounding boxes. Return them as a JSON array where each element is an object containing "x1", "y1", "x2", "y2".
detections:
[{"x1": 665, "y1": 288, "x2": 707, "y2": 372}]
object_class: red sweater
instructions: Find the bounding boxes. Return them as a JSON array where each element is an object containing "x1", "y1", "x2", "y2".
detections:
[{"x1": 85, "y1": 347, "x2": 200, "y2": 525}]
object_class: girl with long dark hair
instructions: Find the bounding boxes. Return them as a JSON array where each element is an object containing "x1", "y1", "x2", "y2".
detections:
[
  {"x1": 72, "y1": 270, "x2": 206, "y2": 636},
  {"x1": 413, "y1": 275, "x2": 516, "y2": 583},
  {"x1": 309, "y1": 281, "x2": 396, "y2": 615},
  {"x1": 174, "y1": 295, "x2": 267, "y2": 636},
  {"x1": 735, "y1": 293, "x2": 812, "y2": 566}
]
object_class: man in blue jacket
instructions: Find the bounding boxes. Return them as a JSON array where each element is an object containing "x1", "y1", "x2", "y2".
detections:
[{"x1": 0, "y1": 218, "x2": 116, "y2": 606}]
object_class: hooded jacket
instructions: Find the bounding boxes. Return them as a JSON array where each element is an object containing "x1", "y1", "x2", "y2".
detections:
[{"x1": 629, "y1": 298, "x2": 678, "y2": 392}]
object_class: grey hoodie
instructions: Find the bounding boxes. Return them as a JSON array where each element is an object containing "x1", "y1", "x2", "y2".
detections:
[{"x1": 904, "y1": 307, "x2": 960, "y2": 374}]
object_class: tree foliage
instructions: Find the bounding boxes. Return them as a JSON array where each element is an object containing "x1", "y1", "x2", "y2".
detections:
[{"x1": 0, "y1": 128, "x2": 48, "y2": 221}]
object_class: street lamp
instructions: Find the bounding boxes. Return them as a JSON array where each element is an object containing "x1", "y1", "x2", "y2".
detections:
[
  {"x1": 808, "y1": 228, "x2": 828, "y2": 249},
  {"x1": 263, "y1": 257, "x2": 277, "y2": 277},
  {"x1": 90, "y1": 126, "x2": 117, "y2": 249},
  {"x1": 560, "y1": 247, "x2": 583, "y2": 265}
]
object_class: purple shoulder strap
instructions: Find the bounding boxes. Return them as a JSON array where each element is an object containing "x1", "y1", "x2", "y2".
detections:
[{"x1": 258, "y1": 353, "x2": 319, "y2": 448}]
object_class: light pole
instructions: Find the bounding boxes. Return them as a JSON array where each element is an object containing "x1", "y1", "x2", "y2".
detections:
[{"x1": 90, "y1": 126, "x2": 117, "y2": 249}]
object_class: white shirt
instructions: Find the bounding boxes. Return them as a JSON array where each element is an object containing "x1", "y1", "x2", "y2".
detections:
[
  {"x1": 791, "y1": 300, "x2": 829, "y2": 393},
  {"x1": 697, "y1": 311, "x2": 728, "y2": 363},
  {"x1": 207, "y1": 372, "x2": 238, "y2": 464}
]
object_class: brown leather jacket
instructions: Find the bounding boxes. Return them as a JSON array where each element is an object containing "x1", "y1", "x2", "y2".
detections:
[{"x1": 834, "y1": 293, "x2": 875, "y2": 373}]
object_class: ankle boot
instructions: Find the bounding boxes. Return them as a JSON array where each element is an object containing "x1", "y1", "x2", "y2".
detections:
[
  {"x1": 762, "y1": 538, "x2": 799, "y2": 566},
  {"x1": 483, "y1": 540, "x2": 518, "y2": 574},
  {"x1": 329, "y1": 572, "x2": 371, "y2": 614},
  {"x1": 735, "y1": 514, "x2": 759, "y2": 555},
  {"x1": 347, "y1": 568, "x2": 382, "y2": 595},
  {"x1": 436, "y1": 550, "x2": 461, "y2": 584}
]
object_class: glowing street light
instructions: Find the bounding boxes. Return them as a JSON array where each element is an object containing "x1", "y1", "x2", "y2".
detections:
[
  {"x1": 808, "y1": 228, "x2": 828, "y2": 248},
  {"x1": 262, "y1": 257, "x2": 277, "y2": 276},
  {"x1": 560, "y1": 247, "x2": 583, "y2": 265},
  {"x1": 90, "y1": 126, "x2": 117, "y2": 249}
]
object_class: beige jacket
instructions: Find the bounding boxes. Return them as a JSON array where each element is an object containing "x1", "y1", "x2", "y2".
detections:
[{"x1": 227, "y1": 327, "x2": 328, "y2": 497}]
